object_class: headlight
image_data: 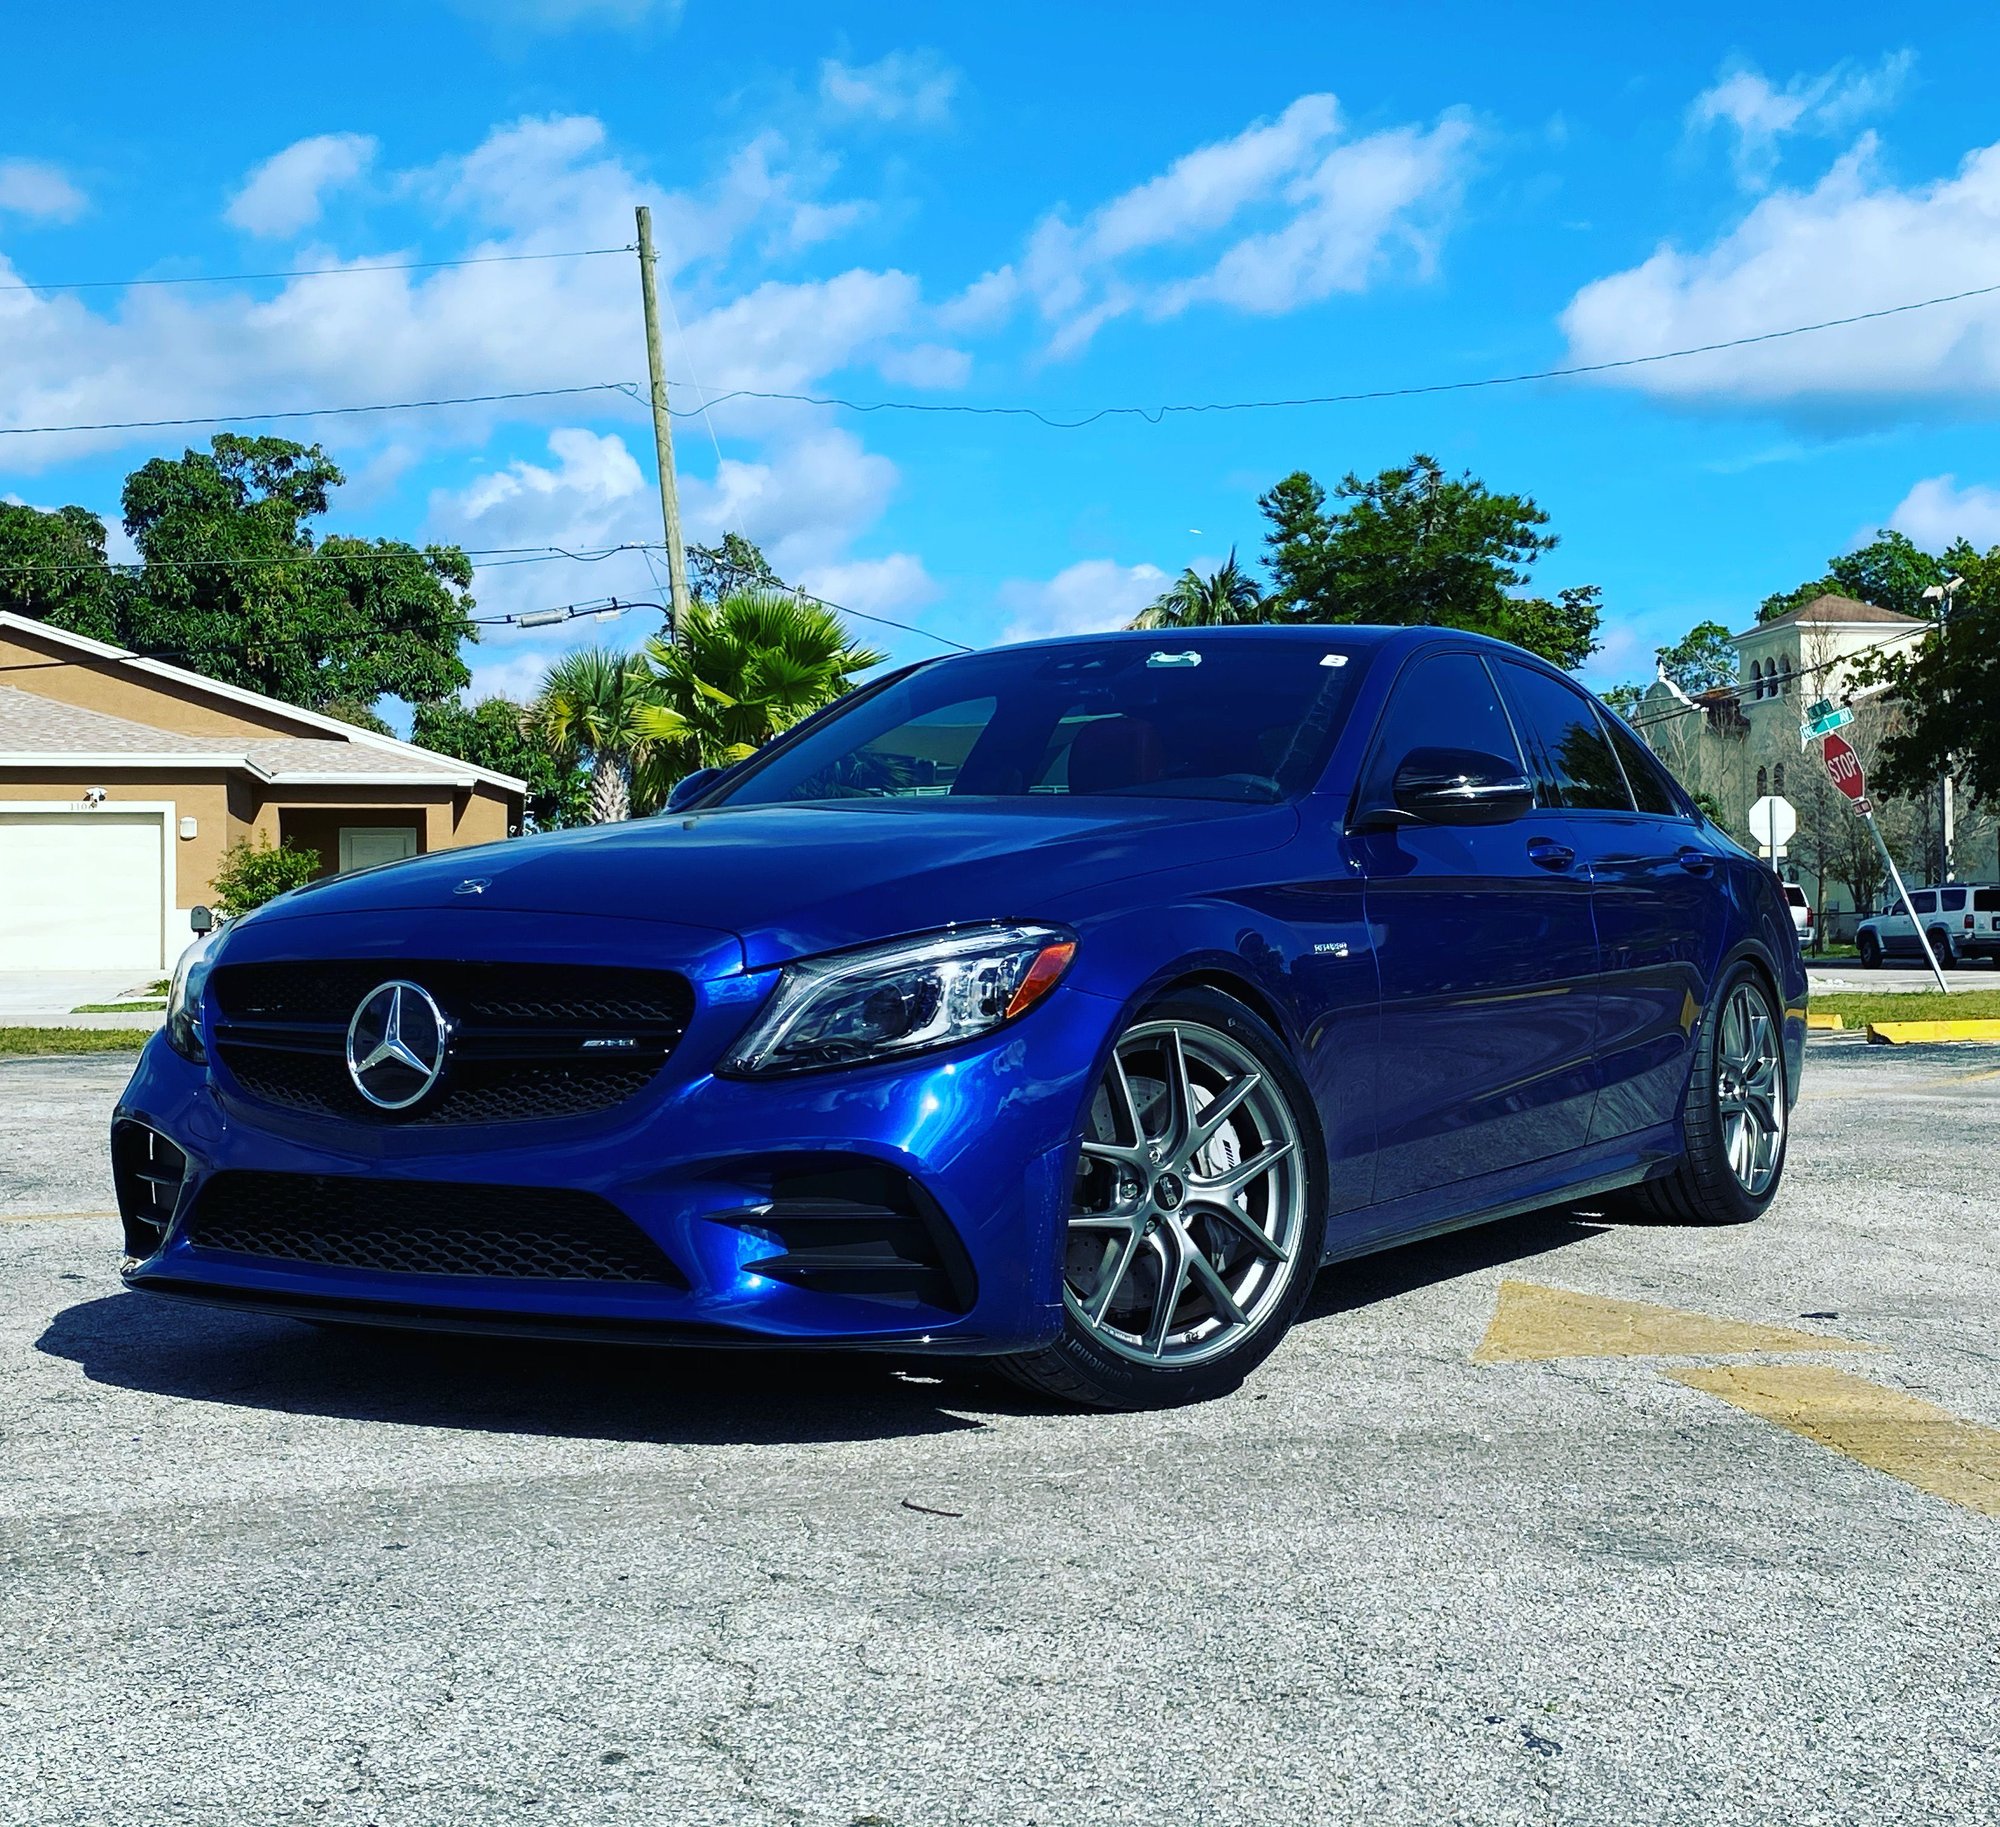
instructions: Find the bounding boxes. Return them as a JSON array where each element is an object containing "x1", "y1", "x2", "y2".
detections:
[
  {"x1": 722, "y1": 923, "x2": 1077, "y2": 1076},
  {"x1": 166, "y1": 928, "x2": 221, "y2": 1063}
]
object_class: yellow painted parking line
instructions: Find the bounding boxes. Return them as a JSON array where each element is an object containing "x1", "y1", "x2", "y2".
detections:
[
  {"x1": 1667, "y1": 1364, "x2": 2000, "y2": 1519},
  {"x1": 1472, "y1": 1280, "x2": 1869, "y2": 1364},
  {"x1": 1867, "y1": 1019, "x2": 2000, "y2": 1045},
  {"x1": 0, "y1": 1209, "x2": 115, "y2": 1224}
]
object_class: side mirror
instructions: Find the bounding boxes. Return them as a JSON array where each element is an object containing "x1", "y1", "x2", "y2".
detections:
[
  {"x1": 664, "y1": 766, "x2": 723, "y2": 813},
  {"x1": 189, "y1": 905, "x2": 215, "y2": 935},
  {"x1": 1358, "y1": 747, "x2": 1535, "y2": 829}
]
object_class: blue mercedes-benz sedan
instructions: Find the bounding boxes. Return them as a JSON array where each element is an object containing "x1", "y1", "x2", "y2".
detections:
[{"x1": 113, "y1": 627, "x2": 1804, "y2": 1407}]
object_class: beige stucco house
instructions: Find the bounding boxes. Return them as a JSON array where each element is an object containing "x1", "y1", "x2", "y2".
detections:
[{"x1": 0, "y1": 611, "x2": 525, "y2": 973}]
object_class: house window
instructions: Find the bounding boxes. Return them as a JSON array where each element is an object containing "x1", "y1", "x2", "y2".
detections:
[
  {"x1": 1773, "y1": 763, "x2": 1785, "y2": 795},
  {"x1": 1778, "y1": 656, "x2": 1794, "y2": 696},
  {"x1": 1757, "y1": 766, "x2": 1768, "y2": 798},
  {"x1": 338, "y1": 826, "x2": 420, "y2": 873},
  {"x1": 1748, "y1": 660, "x2": 1763, "y2": 699}
]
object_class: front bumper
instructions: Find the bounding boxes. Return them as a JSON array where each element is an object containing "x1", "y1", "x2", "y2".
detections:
[{"x1": 115, "y1": 915, "x2": 1114, "y2": 1355}]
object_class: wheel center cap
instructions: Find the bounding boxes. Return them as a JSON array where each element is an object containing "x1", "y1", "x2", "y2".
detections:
[{"x1": 1153, "y1": 1170, "x2": 1187, "y2": 1212}]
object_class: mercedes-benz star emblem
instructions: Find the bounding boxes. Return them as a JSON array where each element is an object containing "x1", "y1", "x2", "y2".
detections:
[{"x1": 345, "y1": 981, "x2": 449, "y2": 1110}]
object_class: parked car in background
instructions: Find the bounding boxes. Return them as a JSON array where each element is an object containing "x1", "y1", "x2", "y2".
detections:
[
  {"x1": 113, "y1": 627, "x2": 1806, "y2": 1409},
  {"x1": 1783, "y1": 882, "x2": 1815, "y2": 950},
  {"x1": 1856, "y1": 883, "x2": 2000, "y2": 968}
]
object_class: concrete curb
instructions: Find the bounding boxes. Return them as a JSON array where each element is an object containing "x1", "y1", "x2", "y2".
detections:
[{"x1": 1866, "y1": 1019, "x2": 2000, "y2": 1045}]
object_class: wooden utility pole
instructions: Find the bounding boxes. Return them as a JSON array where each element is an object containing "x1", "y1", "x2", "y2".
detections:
[{"x1": 634, "y1": 205, "x2": 692, "y2": 642}]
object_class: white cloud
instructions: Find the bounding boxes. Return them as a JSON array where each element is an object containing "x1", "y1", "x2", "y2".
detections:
[
  {"x1": 0, "y1": 115, "x2": 930, "y2": 473},
  {"x1": 795, "y1": 553, "x2": 938, "y2": 620},
  {"x1": 819, "y1": 50, "x2": 958, "y2": 127},
  {"x1": 997, "y1": 560, "x2": 1169, "y2": 644},
  {"x1": 936, "y1": 266, "x2": 1020, "y2": 333},
  {"x1": 0, "y1": 157, "x2": 87, "y2": 222},
  {"x1": 1005, "y1": 95, "x2": 1475, "y2": 356},
  {"x1": 876, "y1": 341, "x2": 971, "y2": 388},
  {"x1": 226, "y1": 133, "x2": 378, "y2": 237},
  {"x1": 1689, "y1": 52, "x2": 1913, "y2": 189},
  {"x1": 1888, "y1": 474, "x2": 2000, "y2": 550},
  {"x1": 1559, "y1": 135, "x2": 2000, "y2": 414}
]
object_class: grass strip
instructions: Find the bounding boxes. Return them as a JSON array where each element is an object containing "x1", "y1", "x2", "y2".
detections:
[
  {"x1": 0, "y1": 1027, "x2": 154, "y2": 1057},
  {"x1": 1813, "y1": 989, "x2": 2000, "y2": 1025}
]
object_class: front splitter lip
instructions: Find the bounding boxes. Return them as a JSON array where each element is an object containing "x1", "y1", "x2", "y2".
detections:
[{"x1": 124, "y1": 1273, "x2": 1018, "y2": 1353}]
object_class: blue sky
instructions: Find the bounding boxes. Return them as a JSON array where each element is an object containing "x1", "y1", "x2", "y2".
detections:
[{"x1": 4, "y1": 1, "x2": 1998, "y2": 708}]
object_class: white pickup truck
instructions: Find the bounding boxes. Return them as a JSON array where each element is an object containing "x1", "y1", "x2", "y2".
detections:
[{"x1": 1855, "y1": 883, "x2": 2000, "y2": 969}]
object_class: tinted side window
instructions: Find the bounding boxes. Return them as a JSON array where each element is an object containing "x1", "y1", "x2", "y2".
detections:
[
  {"x1": 1497, "y1": 662, "x2": 1633, "y2": 810},
  {"x1": 1912, "y1": 891, "x2": 1936, "y2": 914},
  {"x1": 1976, "y1": 889, "x2": 2000, "y2": 913},
  {"x1": 1941, "y1": 888, "x2": 1968, "y2": 912},
  {"x1": 1357, "y1": 651, "x2": 1522, "y2": 806},
  {"x1": 1600, "y1": 713, "x2": 1682, "y2": 817}
]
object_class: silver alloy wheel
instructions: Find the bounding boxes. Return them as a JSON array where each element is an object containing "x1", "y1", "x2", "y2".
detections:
[
  {"x1": 1716, "y1": 978, "x2": 1785, "y2": 1197},
  {"x1": 1065, "y1": 1018, "x2": 1307, "y2": 1367}
]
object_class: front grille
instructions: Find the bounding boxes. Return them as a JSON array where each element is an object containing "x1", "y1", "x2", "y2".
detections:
[
  {"x1": 184, "y1": 1171, "x2": 686, "y2": 1285},
  {"x1": 207, "y1": 960, "x2": 692, "y2": 1125}
]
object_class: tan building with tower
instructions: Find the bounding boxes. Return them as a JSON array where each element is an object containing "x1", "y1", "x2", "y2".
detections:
[{"x1": 0, "y1": 612, "x2": 524, "y2": 974}]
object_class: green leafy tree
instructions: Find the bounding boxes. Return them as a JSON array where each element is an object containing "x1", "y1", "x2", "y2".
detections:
[
  {"x1": 635, "y1": 590, "x2": 884, "y2": 797},
  {"x1": 1759, "y1": 529, "x2": 1952, "y2": 622},
  {"x1": 528, "y1": 648, "x2": 675, "y2": 826},
  {"x1": 1655, "y1": 619, "x2": 1738, "y2": 694},
  {"x1": 1128, "y1": 549, "x2": 1266, "y2": 629},
  {"x1": 687, "y1": 532, "x2": 782, "y2": 604},
  {"x1": 3, "y1": 436, "x2": 477, "y2": 721},
  {"x1": 1851, "y1": 542, "x2": 2000, "y2": 803},
  {"x1": 0, "y1": 502, "x2": 131, "y2": 640},
  {"x1": 211, "y1": 833, "x2": 321, "y2": 916},
  {"x1": 1258, "y1": 454, "x2": 1600, "y2": 669},
  {"x1": 413, "y1": 695, "x2": 588, "y2": 832}
]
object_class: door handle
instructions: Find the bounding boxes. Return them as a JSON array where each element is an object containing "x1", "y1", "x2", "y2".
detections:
[
  {"x1": 1677, "y1": 847, "x2": 1714, "y2": 876},
  {"x1": 1527, "y1": 837, "x2": 1576, "y2": 872}
]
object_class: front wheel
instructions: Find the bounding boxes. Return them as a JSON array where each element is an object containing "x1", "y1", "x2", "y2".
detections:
[
  {"x1": 1857, "y1": 930, "x2": 1882, "y2": 969},
  {"x1": 1625, "y1": 964, "x2": 1788, "y2": 1225},
  {"x1": 999, "y1": 988, "x2": 1326, "y2": 1409}
]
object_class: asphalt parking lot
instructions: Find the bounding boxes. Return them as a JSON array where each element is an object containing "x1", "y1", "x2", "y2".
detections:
[{"x1": 3, "y1": 1039, "x2": 1996, "y2": 1826}]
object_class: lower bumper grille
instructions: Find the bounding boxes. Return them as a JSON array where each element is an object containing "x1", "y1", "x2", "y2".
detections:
[
  {"x1": 207, "y1": 960, "x2": 693, "y2": 1126},
  {"x1": 184, "y1": 1171, "x2": 686, "y2": 1286},
  {"x1": 112, "y1": 1120, "x2": 188, "y2": 1259}
]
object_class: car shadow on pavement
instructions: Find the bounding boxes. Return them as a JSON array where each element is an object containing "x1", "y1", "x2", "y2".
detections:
[
  {"x1": 36, "y1": 1291, "x2": 997, "y2": 1445},
  {"x1": 1298, "y1": 1205, "x2": 1609, "y2": 1323},
  {"x1": 39, "y1": 1204, "x2": 1613, "y2": 1439}
]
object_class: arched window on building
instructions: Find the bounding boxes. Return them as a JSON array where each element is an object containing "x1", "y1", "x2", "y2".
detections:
[
  {"x1": 1779, "y1": 655, "x2": 1794, "y2": 696},
  {"x1": 1757, "y1": 766, "x2": 1769, "y2": 798},
  {"x1": 1748, "y1": 660, "x2": 1762, "y2": 699},
  {"x1": 1773, "y1": 763, "x2": 1785, "y2": 796}
]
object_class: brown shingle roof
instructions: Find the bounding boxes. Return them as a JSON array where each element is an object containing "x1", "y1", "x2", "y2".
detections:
[
  {"x1": 1752, "y1": 592, "x2": 1925, "y2": 632},
  {"x1": 0, "y1": 684, "x2": 472, "y2": 782}
]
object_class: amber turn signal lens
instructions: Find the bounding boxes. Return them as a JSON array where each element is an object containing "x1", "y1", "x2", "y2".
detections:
[{"x1": 1005, "y1": 941, "x2": 1077, "y2": 1019}]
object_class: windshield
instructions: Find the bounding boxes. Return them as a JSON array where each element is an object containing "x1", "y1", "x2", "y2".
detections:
[{"x1": 707, "y1": 636, "x2": 1375, "y2": 808}]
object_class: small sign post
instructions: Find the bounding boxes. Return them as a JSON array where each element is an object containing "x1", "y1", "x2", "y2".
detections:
[{"x1": 1821, "y1": 732, "x2": 1949, "y2": 992}]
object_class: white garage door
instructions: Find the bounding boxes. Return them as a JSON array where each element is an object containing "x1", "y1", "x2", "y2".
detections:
[{"x1": 0, "y1": 812, "x2": 166, "y2": 972}]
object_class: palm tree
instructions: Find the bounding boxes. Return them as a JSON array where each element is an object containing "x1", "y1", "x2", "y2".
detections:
[
  {"x1": 1128, "y1": 549, "x2": 1267, "y2": 629},
  {"x1": 527, "y1": 648, "x2": 684, "y2": 825},
  {"x1": 634, "y1": 590, "x2": 885, "y2": 801}
]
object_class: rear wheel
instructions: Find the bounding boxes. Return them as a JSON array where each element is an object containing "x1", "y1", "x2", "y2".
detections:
[
  {"x1": 1927, "y1": 928, "x2": 1957, "y2": 969},
  {"x1": 1624, "y1": 964, "x2": 1788, "y2": 1225},
  {"x1": 1857, "y1": 930, "x2": 1882, "y2": 969},
  {"x1": 1000, "y1": 988, "x2": 1325, "y2": 1409}
]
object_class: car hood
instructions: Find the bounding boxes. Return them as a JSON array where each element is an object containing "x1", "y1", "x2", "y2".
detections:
[{"x1": 250, "y1": 798, "x2": 1300, "y2": 967}]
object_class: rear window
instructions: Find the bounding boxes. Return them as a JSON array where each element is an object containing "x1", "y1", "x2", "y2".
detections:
[{"x1": 1784, "y1": 886, "x2": 1808, "y2": 908}]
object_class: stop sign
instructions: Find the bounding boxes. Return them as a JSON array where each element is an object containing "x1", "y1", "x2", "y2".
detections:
[{"x1": 1821, "y1": 730, "x2": 1868, "y2": 803}]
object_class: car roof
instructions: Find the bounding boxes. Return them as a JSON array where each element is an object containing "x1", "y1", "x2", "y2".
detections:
[{"x1": 981, "y1": 624, "x2": 1547, "y2": 664}]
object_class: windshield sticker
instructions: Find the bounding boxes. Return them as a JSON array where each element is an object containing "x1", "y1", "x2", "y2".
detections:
[
  {"x1": 1147, "y1": 650, "x2": 1202, "y2": 668},
  {"x1": 1320, "y1": 653, "x2": 1349, "y2": 667}
]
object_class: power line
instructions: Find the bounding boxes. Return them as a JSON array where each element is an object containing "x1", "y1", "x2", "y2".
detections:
[
  {"x1": 649, "y1": 278, "x2": 2000, "y2": 429},
  {"x1": 8, "y1": 273, "x2": 2000, "y2": 444},
  {"x1": 0, "y1": 245, "x2": 634, "y2": 296},
  {"x1": 0, "y1": 382, "x2": 637, "y2": 439},
  {"x1": 0, "y1": 541, "x2": 660, "y2": 579}
]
